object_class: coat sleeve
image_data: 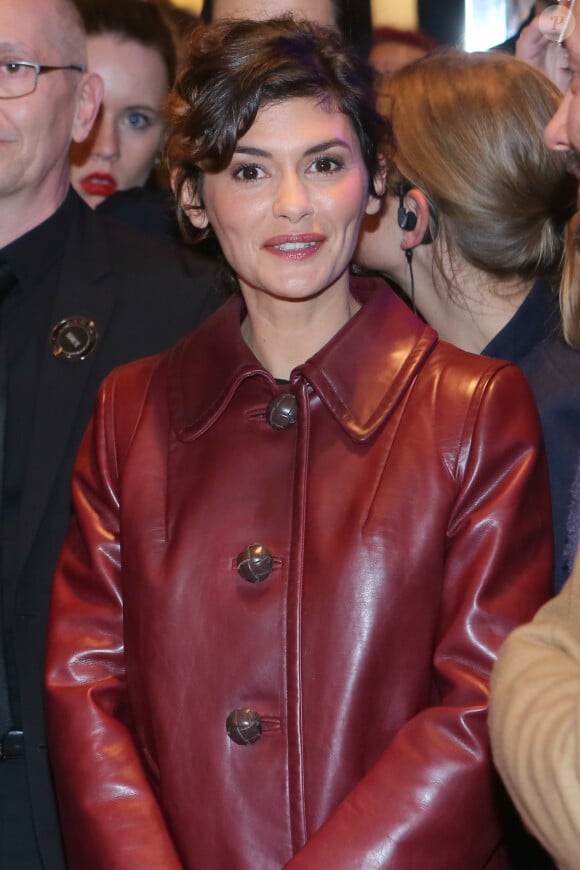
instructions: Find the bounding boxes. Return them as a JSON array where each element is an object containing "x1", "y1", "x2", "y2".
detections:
[
  {"x1": 285, "y1": 364, "x2": 553, "y2": 870},
  {"x1": 45, "y1": 366, "x2": 183, "y2": 870},
  {"x1": 489, "y1": 547, "x2": 580, "y2": 870}
]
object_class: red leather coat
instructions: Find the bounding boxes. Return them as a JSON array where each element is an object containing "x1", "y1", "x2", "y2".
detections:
[{"x1": 46, "y1": 279, "x2": 552, "y2": 869}]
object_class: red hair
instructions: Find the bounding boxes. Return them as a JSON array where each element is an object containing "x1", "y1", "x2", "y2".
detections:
[{"x1": 372, "y1": 26, "x2": 437, "y2": 53}]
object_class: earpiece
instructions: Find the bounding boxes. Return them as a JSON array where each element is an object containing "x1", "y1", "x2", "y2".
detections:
[{"x1": 398, "y1": 182, "x2": 417, "y2": 232}]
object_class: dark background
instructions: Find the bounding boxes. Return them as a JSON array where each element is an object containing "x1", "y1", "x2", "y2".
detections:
[{"x1": 418, "y1": 0, "x2": 465, "y2": 45}]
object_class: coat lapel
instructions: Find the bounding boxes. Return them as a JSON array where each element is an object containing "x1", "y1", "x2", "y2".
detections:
[{"x1": 17, "y1": 203, "x2": 117, "y2": 577}]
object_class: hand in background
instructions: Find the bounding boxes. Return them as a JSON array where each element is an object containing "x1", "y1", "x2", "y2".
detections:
[{"x1": 516, "y1": 14, "x2": 572, "y2": 93}]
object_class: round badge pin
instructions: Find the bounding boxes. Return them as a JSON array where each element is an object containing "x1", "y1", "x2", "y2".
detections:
[
  {"x1": 540, "y1": 4, "x2": 576, "y2": 42},
  {"x1": 50, "y1": 316, "x2": 98, "y2": 361}
]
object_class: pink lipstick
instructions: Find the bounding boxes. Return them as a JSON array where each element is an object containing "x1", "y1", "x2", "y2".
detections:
[{"x1": 263, "y1": 233, "x2": 324, "y2": 260}]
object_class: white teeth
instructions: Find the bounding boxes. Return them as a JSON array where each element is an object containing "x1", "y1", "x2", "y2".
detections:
[
  {"x1": 275, "y1": 241, "x2": 316, "y2": 252},
  {"x1": 88, "y1": 177, "x2": 113, "y2": 187}
]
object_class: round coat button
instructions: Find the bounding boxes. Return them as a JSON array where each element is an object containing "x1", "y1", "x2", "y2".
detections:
[
  {"x1": 266, "y1": 393, "x2": 298, "y2": 429},
  {"x1": 237, "y1": 543, "x2": 273, "y2": 583},
  {"x1": 226, "y1": 708, "x2": 263, "y2": 745}
]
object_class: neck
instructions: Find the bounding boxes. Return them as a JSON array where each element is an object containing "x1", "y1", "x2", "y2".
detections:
[
  {"x1": 241, "y1": 283, "x2": 360, "y2": 380},
  {"x1": 398, "y1": 249, "x2": 533, "y2": 354},
  {"x1": 0, "y1": 171, "x2": 70, "y2": 249}
]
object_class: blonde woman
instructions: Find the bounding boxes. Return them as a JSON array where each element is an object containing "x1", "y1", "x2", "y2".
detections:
[{"x1": 357, "y1": 48, "x2": 578, "y2": 592}]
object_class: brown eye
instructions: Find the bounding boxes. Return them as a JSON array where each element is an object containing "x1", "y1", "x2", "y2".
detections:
[
  {"x1": 311, "y1": 155, "x2": 343, "y2": 174},
  {"x1": 316, "y1": 157, "x2": 333, "y2": 172},
  {"x1": 3, "y1": 62, "x2": 27, "y2": 76},
  {"x1": 233, "y1": 163, "x2": 265, "y2": 181}
]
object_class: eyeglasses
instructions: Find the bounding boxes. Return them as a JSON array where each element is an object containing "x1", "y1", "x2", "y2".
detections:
[{"x1": 0, "y1": 61, "x2": 84, "y2": 99}]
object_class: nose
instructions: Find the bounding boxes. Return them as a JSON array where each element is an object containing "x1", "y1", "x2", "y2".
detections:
[
  {"x1": 545, "y1": 90, "x2": 572, "y2": 151},
  {"x1": 91, "y1": 112, "x2": 120, "y2": 162},
  {"x1": 272, "y1": 171, "x2": 313, "y2": 222}
]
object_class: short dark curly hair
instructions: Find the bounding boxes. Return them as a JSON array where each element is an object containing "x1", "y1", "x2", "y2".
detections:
[{"x1": 167, "y1": 16, "x2": 391, "y2": 245}]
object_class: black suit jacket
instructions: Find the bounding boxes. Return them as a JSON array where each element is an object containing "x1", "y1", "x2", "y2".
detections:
[{"x1": 9, "y1": 192, "x2": 220, "y2": 868}]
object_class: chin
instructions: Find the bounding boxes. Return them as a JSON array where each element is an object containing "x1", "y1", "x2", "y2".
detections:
[{"x1": 76, "y1": 187, "x2": 106, "y2": 211}]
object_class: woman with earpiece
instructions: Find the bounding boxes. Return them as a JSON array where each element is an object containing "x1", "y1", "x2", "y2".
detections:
[{"x1": 357, "y1": 48, "x2": 578, "y2": 594}]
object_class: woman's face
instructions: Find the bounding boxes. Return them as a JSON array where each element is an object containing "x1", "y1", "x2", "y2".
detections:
[
  {"x1": 71, "y1": 34, "x2": 169, "y2": 208},
  {"x1": 189, "y1": 97, "x2": 380, "y2": 305}
]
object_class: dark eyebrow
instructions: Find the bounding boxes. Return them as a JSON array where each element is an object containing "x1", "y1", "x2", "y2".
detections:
[
  {"x1": 234, "y1": 139, "x2": 352, "y2": 158},
  {"x1": 304, "y1": 139, "x2": 352, "y2": 156},
  {"x1": 234, "y1": 146, "x2": 271, "y2": 158}
]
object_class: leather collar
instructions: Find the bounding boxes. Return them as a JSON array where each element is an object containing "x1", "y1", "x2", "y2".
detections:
[{"x1": 168, "y1": 277, "x2": 438, "y2": 443}]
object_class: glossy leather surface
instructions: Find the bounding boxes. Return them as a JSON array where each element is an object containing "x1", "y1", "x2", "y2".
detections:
[{"x1": 46, "y1": 279, "x2": 552, "y2": 869}]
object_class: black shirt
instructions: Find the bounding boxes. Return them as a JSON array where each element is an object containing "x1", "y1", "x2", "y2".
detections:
[{"x1": 483, "y1": 279, "x2": 580, "y2": 592}]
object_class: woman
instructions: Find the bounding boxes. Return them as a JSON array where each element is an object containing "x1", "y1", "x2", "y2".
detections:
[
  {"x1": 71, "y1": 0, "x2": 177, "y2": 235},
  {"x1": 45, "y1": 18, "x2": 551, "y2": 869},
  {"x1": 357, "y1": 49, "x2": 578, "y2": 593}
]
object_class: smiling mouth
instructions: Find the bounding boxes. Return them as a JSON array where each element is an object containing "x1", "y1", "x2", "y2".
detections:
[
  {"x1": 264, "y1": 234, "x2": 324, "y2": 259},
  {"x1": 274, "y1": 241, "x2": 318, "y2": 252}
]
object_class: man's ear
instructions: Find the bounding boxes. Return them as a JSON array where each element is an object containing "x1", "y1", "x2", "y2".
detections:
[
  {"x1": 71, "y1": 72, "x2": 103, "y2": 144},
  {"x1": 176, "y1": 176, "x2": 209, "y2": 229},
  {"x1": 365, "y1": 154, "x2": 387, "y2": 216},
  {"x1": 399, "y1": 187, "x2": 432, "y2": 250}
]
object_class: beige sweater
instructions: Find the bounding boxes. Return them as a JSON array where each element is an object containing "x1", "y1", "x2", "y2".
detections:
[{"x1": 490, "y1": 550, "x2": 580, "y2": 870}]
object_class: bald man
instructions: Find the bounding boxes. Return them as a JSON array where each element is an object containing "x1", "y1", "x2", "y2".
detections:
[{"x1": 0, "y1": 0, "x2": 217, "y2": 866}]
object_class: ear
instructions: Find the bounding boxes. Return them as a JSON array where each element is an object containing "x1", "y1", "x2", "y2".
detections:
[
  {"x1": 365, "y1": 154, "x2": 387, "y2": 216},
  {"x1": 176, "y1": 176, "x2": 209, "y2": 229},
  {"x1": 71, "y1": 72, "x2": 103, "y2": 144},
  {"x1": 399, "y1": 187, "x2": 432, "y2": 250}
]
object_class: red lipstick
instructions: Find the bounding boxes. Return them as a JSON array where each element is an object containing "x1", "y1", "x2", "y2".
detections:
[{"x1": 80, "y1": 173, "x2": 118, "y2": 198}]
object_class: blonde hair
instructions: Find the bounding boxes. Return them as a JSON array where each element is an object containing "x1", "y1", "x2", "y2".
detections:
[
  {"x1": 560, "y1": 214, "x2": 580, "y2": 347},
  {"x1": 381, "y1": 49, "x2": 576, "y2": 295}
]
